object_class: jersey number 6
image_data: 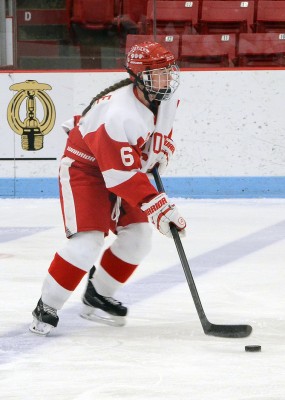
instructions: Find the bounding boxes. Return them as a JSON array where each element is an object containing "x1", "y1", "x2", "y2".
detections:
[{"x1": 121, "y1": 147, "x2": 134, "y2": 166}]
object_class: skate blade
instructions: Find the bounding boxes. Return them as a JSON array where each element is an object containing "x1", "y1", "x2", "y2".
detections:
[
  {"x1": 29, "y1": 317, "x2": 54, "y2": 336},
  {"x1": 80, "y1": 305, "x2": 126, "y2": 327}
]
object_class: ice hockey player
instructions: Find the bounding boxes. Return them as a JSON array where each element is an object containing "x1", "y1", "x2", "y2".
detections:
[{"x1": 29, "y1": 41, "x2": 186, "y2": 335}]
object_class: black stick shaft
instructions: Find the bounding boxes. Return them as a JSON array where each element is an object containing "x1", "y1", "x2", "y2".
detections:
[
  {"x1": 152, "y1": 167, "x2": 253, "y2": 338},
  {"x1": 152, "y1": 167, "x2": 209, "y2": 329}
]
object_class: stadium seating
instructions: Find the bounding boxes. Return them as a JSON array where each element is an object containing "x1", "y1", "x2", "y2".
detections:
[
  {"x1": 125, "y1": 34, "x2": 180, "y2": 59},
  {"x1": 15, "y1": 0, "x2": 285, "y2": 70},
  {"x1": 145, "y1": 1, "x2": 199, "y2": 35},
  {"x1": 180, "y1": 34, "x2": 237, "y2": 67},
  {"x1": 236, "y1": 32, "x2": 285, "y2": 66},
  {"x1": 198, "y1": 0, "x2": 255, "y2": 34},
  {"x1": 255, "y1": 1, "x2": 285, "y2": 32}
]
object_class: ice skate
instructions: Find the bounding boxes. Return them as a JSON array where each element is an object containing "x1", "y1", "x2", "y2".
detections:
[
  {"x1": 80, "y1": 266, "x2": 127, "y2": 327},
  {"x1": 29, "y1": 298, "x2": 59, "y2": 336}
]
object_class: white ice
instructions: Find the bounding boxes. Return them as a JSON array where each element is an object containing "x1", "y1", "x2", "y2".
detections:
[{"x1": 0, "y1": 197, "x2": 285, "y2": 400}]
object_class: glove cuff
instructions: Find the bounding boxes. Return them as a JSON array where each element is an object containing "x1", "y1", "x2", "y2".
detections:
[{"x1": 141, "y1": 193, "x2": 169, "y2": 217}]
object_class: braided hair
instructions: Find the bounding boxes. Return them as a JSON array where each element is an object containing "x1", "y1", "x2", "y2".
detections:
[{"x1": 81, "y1": 78, "x2": 132, "y2": 117}]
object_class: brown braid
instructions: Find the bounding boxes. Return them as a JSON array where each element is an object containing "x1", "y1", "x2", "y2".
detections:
[{"x1": 81, "y1": 78, "x2": 133, "y2": 117}]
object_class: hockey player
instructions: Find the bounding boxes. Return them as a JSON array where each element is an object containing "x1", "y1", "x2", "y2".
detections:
[{"x1": 29, "y1": 41, "x2": 186, "y2": 335}]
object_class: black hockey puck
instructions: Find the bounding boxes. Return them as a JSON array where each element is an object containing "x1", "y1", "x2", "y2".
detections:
[{"x1": 245, "y1": 345, "x2": 261, "y2": 352}]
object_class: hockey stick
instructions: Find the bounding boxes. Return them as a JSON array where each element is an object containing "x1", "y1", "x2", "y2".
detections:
[{"x1": 152, "y1": 167, "x2": 252, "y2": 338}]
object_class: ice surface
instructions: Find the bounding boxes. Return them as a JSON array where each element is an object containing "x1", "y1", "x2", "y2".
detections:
[{"x1": 0, "y1": 198, "x2": 284, "y2": 400}]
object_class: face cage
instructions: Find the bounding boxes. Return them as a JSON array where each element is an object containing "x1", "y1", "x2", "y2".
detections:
[{"x1": 141, "y1": 64, "x2": 180, "y2": 101}]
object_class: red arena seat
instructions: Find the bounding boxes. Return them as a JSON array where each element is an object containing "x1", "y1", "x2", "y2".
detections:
[
  {"x1": 71, "y1": 0, "x2": 116, "y2": 30},
  {"x1": 145, "y1": 0, "x2": 199, "y2": 35},
  {"x1": 236, "y1": 32, "x2": 285, "y2": 66},
  {"x1": 120, "y1": 0, "x2": 149, "y2": 33},
  {"x1": 198, "y1": 0, "x2": 255, "y2": 34},
  {"x1": 256, "y1": 1, "x2": 285, "y2": 32},
  {"x1": 180, "y1": 34, "x2": 237, "y2": 67}
]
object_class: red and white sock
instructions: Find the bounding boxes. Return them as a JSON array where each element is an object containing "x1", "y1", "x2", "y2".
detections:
[
  {"x1": 42, "y1": 253, "x2": 86, "y2": 309},
  {"x1": 92, "y1": 248, "x2": 138, "y2": 297}
]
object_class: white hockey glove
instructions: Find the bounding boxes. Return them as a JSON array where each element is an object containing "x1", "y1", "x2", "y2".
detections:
[
  {"x1": 156, "y1": 136, "x2": 176, "y2": 175},
  {"x1": 143, "y1": 136, "x2": 176, "y2": 175},
  {"x1": 141, "y1": 193, "x2": 186, "y2": 238}
]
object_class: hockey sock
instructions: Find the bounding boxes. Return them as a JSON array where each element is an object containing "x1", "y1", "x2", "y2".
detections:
[{"x1": 91, "y1": 248, "x2": 138, "y2": 297}]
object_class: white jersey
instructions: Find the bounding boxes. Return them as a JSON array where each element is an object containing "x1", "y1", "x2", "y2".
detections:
[{"x1": 63, "y1": 84, "x2": 179, "y2": 207}]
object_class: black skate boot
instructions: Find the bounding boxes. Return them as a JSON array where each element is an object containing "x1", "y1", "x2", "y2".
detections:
[
  {"x1": 29, "y1": 298, "x2": 59, "y2": 336},
  {"x1": 80, "y1": 266, "x2": 127, "y2": 327}
]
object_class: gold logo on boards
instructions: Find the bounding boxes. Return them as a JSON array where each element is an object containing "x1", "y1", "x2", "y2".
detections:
[{"x1": 7, "y1": 80, "x2": 56, "y2": 151}]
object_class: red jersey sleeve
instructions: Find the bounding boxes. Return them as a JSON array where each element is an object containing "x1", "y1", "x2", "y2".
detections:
[{"x1": 83, "y1": 122, "x2": 158, "y2": 207}]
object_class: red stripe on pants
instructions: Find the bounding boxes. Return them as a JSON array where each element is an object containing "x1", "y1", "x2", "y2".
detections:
[
  {"x1": 48, "y1": 253, "x2": 86, "y2": 291},
  {"x1": 101, "y1": 248, "x2": 137, "y2": 283}
]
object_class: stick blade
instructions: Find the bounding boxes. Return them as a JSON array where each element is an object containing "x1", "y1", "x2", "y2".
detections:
[{"x1": 204, "y1": 323, "x2": 252, "y2": 338}]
